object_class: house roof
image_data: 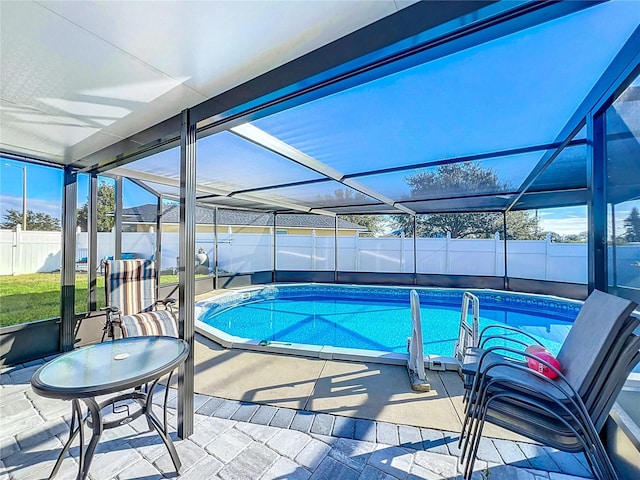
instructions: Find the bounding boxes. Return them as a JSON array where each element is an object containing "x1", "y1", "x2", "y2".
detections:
[{"x1": 122, "y1": 204, "x2": 367, "y2": 231}]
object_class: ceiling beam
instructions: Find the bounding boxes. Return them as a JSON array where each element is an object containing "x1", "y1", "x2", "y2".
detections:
[
  {"x1": 109, "y1": 167, "x2": 229, "y2": 197},
  {"x1": 112, "y1": 166, "x2": 323, "y2": 215},
  {"x1": 230, "y1": 123, "x2": 416, "y2": 215}
]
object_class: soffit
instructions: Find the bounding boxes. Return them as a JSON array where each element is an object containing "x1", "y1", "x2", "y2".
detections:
[{"x1": 0, "y1": 0, "x2": 409, "y2": 164}]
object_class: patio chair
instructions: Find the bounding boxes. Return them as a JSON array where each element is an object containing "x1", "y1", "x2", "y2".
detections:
[
  {"x1": 102, "y1": 259, "x2": 178, "y2": 341},
  {"x1": 462, "y1": 333, "x2": 640, "y2": 479},
  {"x1": 458, "y1": 290, "x2": 639, "y2": 480}
]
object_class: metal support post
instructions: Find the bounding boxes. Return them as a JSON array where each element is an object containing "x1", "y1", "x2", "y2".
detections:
[
  {"x1": 502, "y1": 212, "x2": 508, "y2": 290},
  {"x1": 60, "y1": 167, "x2": 77, "y2": 352},
  {"x1": 214, "y1": 207, "x2": 219, "y2": 290},
  {"x1": 587, "y1": 111, "x2": 608, "y2": 293},
  {"x1": 413, "y1": 215, "x2": 418, "y2": 285},
  {"x1": 155, "y1": 194, "x2": 163, "y2": 296},
  {"x1": 334, "y1": 216, "x2": 338, "y2": 283},
  {"x1": 273, "y1": 213, "x2": 277, "y2": 283},
  {"x1": 114, "y1": 176, "x2": 123, "y2": 259},
  {"x1": 178, "y1": 108, "x2": 196, "y2": 438},
  {"x1": 88, "y1": 174, "x2": 98, "y2": 311}
]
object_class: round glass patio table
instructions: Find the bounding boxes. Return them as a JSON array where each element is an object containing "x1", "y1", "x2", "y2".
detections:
[{"x1": 31, "y1": 336, "x2": 189, "y2": 480}]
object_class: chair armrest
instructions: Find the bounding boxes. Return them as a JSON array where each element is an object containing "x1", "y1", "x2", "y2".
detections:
[
  {"x1": 479, "y1": 325, "x2": 545, "y2": 348},
  {"x1": 155, "y1": 298, "x2": 176, "y2": 314},
  {"x1": 473, "y1": 346, "x2": 597, "y2": 439},
  {"x1": 480, "y1": 334, "x2": 537, "y2": 350},
  {"x1": 476, "y1": 345, "x2": 578, "y2": 405},
  {"x1": 100, "y1": 306, "x2": 121, "y2": 315},
  {"x1": 99, "y1": 306, "x2": 122, "y2": 341}
]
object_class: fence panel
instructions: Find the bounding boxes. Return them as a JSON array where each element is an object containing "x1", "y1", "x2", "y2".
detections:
[
  {"x1": 507, "y1": 240, "x2": 547, "y2": 280},
  {"x1": 219, "y1": 232, "x2": 272, "y2": 273},
  {"x1": 0, "y1": 229, "x2": 61, "y2": 275},
  {"x1": 0, "y1": 230, "x2": 15, "y2": 275},
  {"x1": 416, "y1": 238, "x2": 448, "y2": 274},
  {"x1": 2, "y1": 229, "x2": 622, "y2": 287},
  {"x1": 449, "y1": 238, "x2": 499, "y2": 276},
  {"x1": 337, "y1": 236, "x2": 357, "y2": 271},
  {"x1": 547, "y1": 242, "x2": 587, "y2": 283},
  {"x1": 276, "y1": 234, "x2": 314, "y2": 271}
]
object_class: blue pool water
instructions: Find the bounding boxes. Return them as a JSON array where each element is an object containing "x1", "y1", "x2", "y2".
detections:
[{"x1": 197, "y1": 285, "x2": 580, "y2": 357}]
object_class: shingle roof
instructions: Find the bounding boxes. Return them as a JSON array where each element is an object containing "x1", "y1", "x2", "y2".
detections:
[{"x1": 122, "y1": 204, "x2": 367, "y2": 230}]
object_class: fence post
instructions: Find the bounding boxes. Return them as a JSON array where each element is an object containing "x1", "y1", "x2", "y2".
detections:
[
  {"x1": 227, "y1": 226, "x2": 233, "y2": 274},
  {"x1": 312, "y1": 229, "x2": 317, "y2": 270},
  {"x1": 545, "y1": 233, "x2": 551, "y2": 280},
  {"x1": 355, "y1": 234, "x2": 360, "y2": 271},
  {"x1": 445, "y1": 232, "x2": 451, "y2": 274},
  {"x1": 12, "y1": 225, "x2": 21, "y2": 275},
  {"x1": 400, "y1": 230, "x2": 405, "y2": 272},
  {"x1": 494, "y1": 232, "x2": 501, "y2": 275}
]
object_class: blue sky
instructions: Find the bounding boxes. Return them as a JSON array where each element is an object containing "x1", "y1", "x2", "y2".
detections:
[
  {"x1": 1, "y1": 159, "x2": 63, "y2": 220},
  {"x1": 0, "y1": 160, "x2": 153, "y2": 221}
]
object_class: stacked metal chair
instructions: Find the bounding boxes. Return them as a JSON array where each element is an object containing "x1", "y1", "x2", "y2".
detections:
[
  {"x1": 459, "y1": 290, "x2": 639, "y2": 480},
  {"x1": 102, "y1": 259, "x2": 178, "y2": 341}
]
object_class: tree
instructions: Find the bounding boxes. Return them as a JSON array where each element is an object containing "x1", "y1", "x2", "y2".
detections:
[
  {"x1": 623, "y1": 207, "x2": 640, "y2": 242},
  {"x1": 76, "y1": 181, "x2": 115, "y2": 232},
  {"x1": 339, "y1": 215, "x2": 384, "y2": 236},
  {"x1": 505, "y1": 210, "x2": 546, "y2": 240},
  {"x1": 390, "y1": 163, "x2": 542, "y2": 239},
  {"x1": 321, "y1": 189, "x2": 384, "y2": 235},
  {"x1": 1, "y1": 209, "x2": 61, "y2": 231}
]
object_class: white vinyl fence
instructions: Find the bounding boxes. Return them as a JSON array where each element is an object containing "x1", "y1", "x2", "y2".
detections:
[
  {"x1": 0, "y1": 227, "x2": 62, "y2": 275},
  {"x1": 2, "y1": 228, "x2": 639, "y2": 287}
]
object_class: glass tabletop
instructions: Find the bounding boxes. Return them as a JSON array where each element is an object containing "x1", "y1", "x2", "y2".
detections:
[{"x1": 31, "y1": 336, "x2": 189, "y2": 399}]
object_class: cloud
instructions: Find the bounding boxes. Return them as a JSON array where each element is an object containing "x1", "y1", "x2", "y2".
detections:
[
  {"x1": 539, "y1": 217, "x2": 586, "y2": 235},
  {"x1": 0, "y1": 194, "x2": 61, "y2": 221}
]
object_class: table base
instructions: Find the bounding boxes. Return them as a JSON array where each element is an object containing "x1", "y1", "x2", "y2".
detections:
[{"x1": 48, "y1": 375, "x2": 180, "y2": 480}]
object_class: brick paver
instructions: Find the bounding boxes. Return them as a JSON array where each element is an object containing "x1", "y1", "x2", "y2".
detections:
[{"x1": 0, "y1": 364, "x2": 595, "y2": 480}]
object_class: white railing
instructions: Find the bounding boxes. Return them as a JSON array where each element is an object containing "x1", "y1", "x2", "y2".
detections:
[
  {"x1": 454, "y1": 292, "x2": 480, "y2": 363},
  {"x1": 3, "y1": 228, "x2": 639, "y2": 288}
]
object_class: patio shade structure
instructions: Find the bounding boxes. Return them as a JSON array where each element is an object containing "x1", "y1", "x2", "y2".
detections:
[{"x1": 1, "y1": 1, "x2": 639, "y2": 439}]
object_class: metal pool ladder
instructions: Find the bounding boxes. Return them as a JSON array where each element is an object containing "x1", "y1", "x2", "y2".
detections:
[
  {"x1": 407, "y1": 290, "x2": 430, "y2": 391},
  {"x1": 454, "y1": 291, "x2": 480, "y2": 364}
]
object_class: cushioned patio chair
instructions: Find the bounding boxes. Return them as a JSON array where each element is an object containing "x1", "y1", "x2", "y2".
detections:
[
  {"x1": 459, "y1": 290, "x2": 639, "y2": 480},
  {"x1": 102, "y1": 259, "x2": 178, "y2": 341},
  {"x1": 102, "y1": 259, "x2": 179, "y2": 434}
]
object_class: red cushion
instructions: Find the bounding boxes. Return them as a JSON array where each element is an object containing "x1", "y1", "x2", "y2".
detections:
[{"x1": 526, "y1": 348, "x2": 561, "y2": 379}]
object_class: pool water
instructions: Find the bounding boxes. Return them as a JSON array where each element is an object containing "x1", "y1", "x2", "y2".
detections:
[{"x1": 197, "y1": 285, "x2": 579, "y2": 357}]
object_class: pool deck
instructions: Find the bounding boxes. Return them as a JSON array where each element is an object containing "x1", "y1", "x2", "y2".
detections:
[
  {"x1": 194, "y1": 334, "x2": 489, "y2": 435},
  {"x1": 0, "y1": 334, "x2": 596, "y2": 480}
]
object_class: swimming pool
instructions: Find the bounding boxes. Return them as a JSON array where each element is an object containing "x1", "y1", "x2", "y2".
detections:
[{"x1": 195, "y1": 284, "x2": 580, "y2": 366}]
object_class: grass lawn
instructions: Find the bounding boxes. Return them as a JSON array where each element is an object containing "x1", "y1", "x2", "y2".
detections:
[{"x1": 0, "y1": 272, "x2": 183, "y2": 328}]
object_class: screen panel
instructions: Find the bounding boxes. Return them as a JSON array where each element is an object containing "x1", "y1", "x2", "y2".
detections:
[{"x1": 251, "y1": 1, "x2": 638, "y2": 178}]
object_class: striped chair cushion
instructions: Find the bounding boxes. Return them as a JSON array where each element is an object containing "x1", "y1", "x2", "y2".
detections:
[
  {"x1": 106, "y1": 260, "x2": 156, "y2": 316},
  {"x1": 120, "y1": 310, "x2": 178, "y2": 338}
]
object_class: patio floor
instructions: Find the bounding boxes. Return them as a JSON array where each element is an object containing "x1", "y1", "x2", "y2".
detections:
[{"x1": 1, "y1": 336, "x2": 595, "y2": 480}]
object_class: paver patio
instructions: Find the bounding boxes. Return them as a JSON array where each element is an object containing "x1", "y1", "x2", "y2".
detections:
[{"x1": 0, "y1": 347, "x2": 595, "y2": 480}]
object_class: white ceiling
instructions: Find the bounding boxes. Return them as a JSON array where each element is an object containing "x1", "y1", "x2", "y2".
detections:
[{"x1": 0, "y1": 0, "x2": 413, "y2": 164}]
